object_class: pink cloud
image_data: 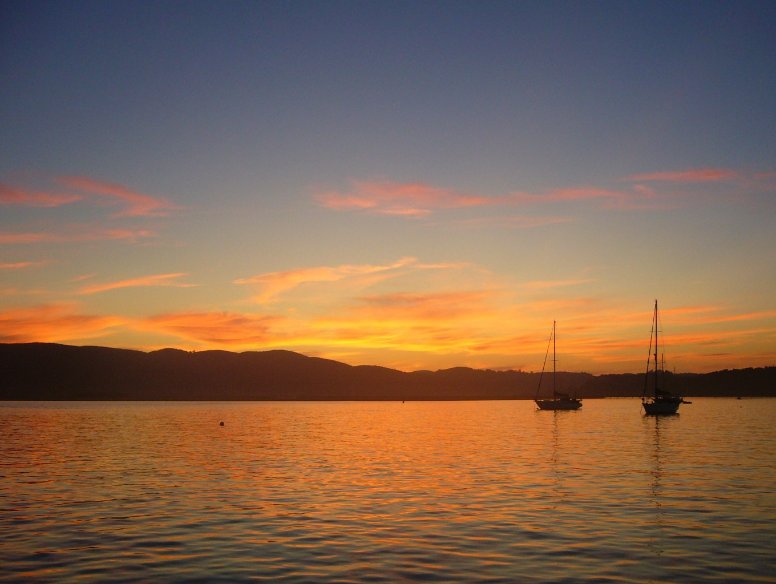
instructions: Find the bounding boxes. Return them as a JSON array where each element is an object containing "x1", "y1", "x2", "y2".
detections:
[
  {"x1": 316, "y1": 179, "x2": 664, "y2": 218},
  {"x1": 57, "y1": 175, "x2": 178, "y2": 217},
  {"x1": 79, "y1": 273, "x2": 195, "y2": 295},
  {"x1": 0, "y1": 261, "x2": 47, "y2": 270},
  {"x1": 316, "y1": 180, "x2": 490, "y2": 217},
  {"x1": 0, "y1": 183, "x2": 82, "y2": 208},
  {"x1": 0, "y1": 227, "x2": 154, "y2": 244},
  {"x1": 626, "y1": 168, "x2": 737, "y2": 182}
]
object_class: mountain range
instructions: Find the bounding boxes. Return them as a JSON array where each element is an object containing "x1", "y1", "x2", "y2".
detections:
[{"x1": 1, "y1": 343, "x2": 774, "y2": 400}]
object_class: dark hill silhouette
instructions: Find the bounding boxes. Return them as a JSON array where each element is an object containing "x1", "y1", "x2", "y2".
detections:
[{"x1": 0, "y1": 343, "x2": 774, "y2": 400}]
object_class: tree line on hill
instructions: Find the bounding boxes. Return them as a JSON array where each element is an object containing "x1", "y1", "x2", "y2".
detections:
[{"x1": 1, "y1": 343, "x2": 773, "y2": 401}]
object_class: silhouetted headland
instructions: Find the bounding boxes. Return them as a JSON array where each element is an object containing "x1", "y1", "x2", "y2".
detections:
[{"x1": 1, "y1": 343, "x2": 773, "y2": 401}]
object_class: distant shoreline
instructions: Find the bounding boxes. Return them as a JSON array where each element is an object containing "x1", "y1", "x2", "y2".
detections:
[{"x1": 2, "y1": 343, "x2": 774, "y2": 401}]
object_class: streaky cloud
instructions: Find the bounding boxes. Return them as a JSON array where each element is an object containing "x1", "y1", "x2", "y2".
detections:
[
  {"x1": 0, "y1": 183, "x2": 82, "y2": 207},
  {"x1": 0, "y1": 261, "x2": 48, "y2": 270},
  {"x1": 0, "y1": 303, "x2": 124, "y2": 343},
  {"x1": 79, "y1": 273, "x2": 194, "y2": 295},
  {"x1": 234, "y1": 257, "x2": 424, "y2": 303},
  {"x1": 141, "y1": 311, "x2": 283, "y2": 345},
  {"x1": 316, "y1": 176, "x2": 684, "y2": 219},
  {"x1": 316, "y1": 179, "x2": 490, "y2": 217},
  {"x1": 626, "y1": 168, "x2": 738, "y2": 182},
  {"x1": 57, "y1": 175, "x2": 178, "y2": 217},
  {"x1": 0, "y1": 227, "x2": 154, "y2": 244},
  {"x1": 355, "y1": 290, "x2": 494, "y2": 320}
]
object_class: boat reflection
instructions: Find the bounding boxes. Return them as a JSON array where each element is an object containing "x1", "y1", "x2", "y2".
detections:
[{"x1": 645, "y1": 414, "x2": 676, "y2": 560}]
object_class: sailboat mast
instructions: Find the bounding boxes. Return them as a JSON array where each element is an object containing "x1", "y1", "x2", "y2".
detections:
[
  {"x1": 553, "y1": 320, "x2": 557, "y2": 396},
  {"x1": 653, "y1": 299, "x2": 659, "y2": 396}
]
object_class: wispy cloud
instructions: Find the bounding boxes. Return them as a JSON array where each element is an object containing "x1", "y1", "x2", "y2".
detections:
[
  {"x1": 0, "y1": 303, "x2": 124, "y2": 343},
  {"x1": 56, "y1": 175, "x2": 178, "y2": 217},
  {"x1": 0, "y1": 227, "x2": 155, "y2": 244},
  {"x1": 317, "y1": 167, "x2": 767, "y2": 221},
  {"x1": 354, "y1": 290, "x2": 494, "y2": 321},
  {"x1": 235, "y1": 257, "x2": 423, "y2": 303},
  {"x1": 141, "y1": 311, "x2": 283, "y2": 345},
  {"x1": 316, "y1": 179, "x2": 663, "y2": 219},
  {"x1": 315, "y1": 180, "x2": 490, "y2": 217},
  {"x1": 79, "y1": 273, "x2": 195, "y2": 295},
  {"x1": 626, "y1": 168, "x2": 738, "y2": 182},
  {"x1": 0, "y1": 183, "x2": 82, "y2": 208},
  {"x1": 0, "y1": 261, "x2": 48, "y2": 270}
]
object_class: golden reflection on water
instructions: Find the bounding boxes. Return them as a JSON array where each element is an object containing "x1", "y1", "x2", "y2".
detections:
[{"x1": 2, "y1": 399, "x2": 775, "y2": 582}]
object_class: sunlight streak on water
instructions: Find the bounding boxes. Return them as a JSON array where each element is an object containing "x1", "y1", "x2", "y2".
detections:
[{"x1": 2, "y1": 399, "x2": 775, "y2": 582}]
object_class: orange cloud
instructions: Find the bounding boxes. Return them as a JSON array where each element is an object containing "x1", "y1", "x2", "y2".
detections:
[
  {"x1": 0, "y1": 227, "x2": 154, "y2": 244},
  {"x1": 354, "y1": 290, "x2": 493, "y2": 321},
  {"x1": 140, "y1": 311, "x2": 283, "y2": 345},
  {"x1": 316, "y1": 180, "x2": 489, "y2": 216},
  {"x1": 56, "y1": 175, "x2": 178, "y2": 217},
  {"x1": 79, "y1": 273, "x2": 195, "y2": 295},
  {"x1": 0, "y1": 261, "x2": 47, "y2": 270},
  {"x1": 626, "y1": 168, "x2": 738, "y2": 182},
  {"x1": 0, "y1": 183, "x2": 82, "y2": 207},
  {"x1": 0, "y1": 303, "x2": 125, "y2": 343},
  {"x1": 234, "y1": 257, "x2": 421, "y2": 303}
]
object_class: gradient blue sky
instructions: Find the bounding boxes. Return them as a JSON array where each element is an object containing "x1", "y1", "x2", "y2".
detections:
[{"x1": 2, "y1": 1, "x2": 774, "y2": 373}]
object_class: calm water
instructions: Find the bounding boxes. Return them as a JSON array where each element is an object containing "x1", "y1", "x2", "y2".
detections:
[{"x1": 2, "y1": 398, "x2": 775, "y2": 583}]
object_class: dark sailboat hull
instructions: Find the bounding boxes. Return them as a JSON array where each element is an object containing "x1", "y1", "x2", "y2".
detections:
[
  {"x1": 536, "y1": 398, "x2": 582, "y2": 411},
  {"x1": 642, "y1": 397, "x2": 682, "y2": 415}
]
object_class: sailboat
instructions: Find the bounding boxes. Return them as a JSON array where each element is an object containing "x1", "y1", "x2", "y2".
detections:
[
  {"x1": 535, "y1": 321, "x2": 582, "y2": 411},
  {"x1": 642, "y1": 300, "x2": 689, "y2": 415}
]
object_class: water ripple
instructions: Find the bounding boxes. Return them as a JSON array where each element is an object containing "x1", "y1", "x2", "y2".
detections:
[{"x1": 2, "y1": 399, "x2": 775, "y2": 582}]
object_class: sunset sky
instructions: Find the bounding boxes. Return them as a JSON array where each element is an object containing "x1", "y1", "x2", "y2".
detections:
[{"x1": 1, "y1": 1, "x2": 774, "y2": 373}]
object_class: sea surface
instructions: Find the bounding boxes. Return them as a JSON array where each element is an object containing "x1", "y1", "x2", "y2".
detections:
[{"x1": 1, "y1": 398, "x2": 775, "y2": 583}]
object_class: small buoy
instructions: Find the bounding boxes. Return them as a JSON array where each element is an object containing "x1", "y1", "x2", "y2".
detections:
[{"x1": 219, "y1": 421, "x2": 224, "y2": 426}]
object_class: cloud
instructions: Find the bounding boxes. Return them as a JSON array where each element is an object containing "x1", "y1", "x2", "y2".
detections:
[
  {"x1": 317, "y1": 167, "x2": 769, "y2": 221},
  {"x1": 0, "y1": 183, "x2": 82, "y2": 208},
  {"x1": 234, "y1": 257, "x2": 421, "y2": 303},
  {"x1": 0, "y1": 303, "x2": 125, "y2": 343},
  {"x1": 315, "y1": 180, "x2": 490, "y2": 217},
  {"x1": 78, "y1": 273, "x2": 195, "y2": 295},
  {"x1": 56, "y1": 175, "x2": 178, "y2": 217},
  {"x1": 140, "y1": 311, "x2": 283, "y2": 345},
  {"x1": 0, "y1": 261, "x2": 48, "y2": 270},
  {"x1": 626, "y1": 168, "x2": 738, "y2": 182},
  {"x1": 0, "y1": 227, "x2": 155, "y2": 244},
  {"x1": 354, "y1": 290, "x2": 493, "y2": 321},
  {"x1": 316, "y1": 179, "x2": 663, "y2": 218}
]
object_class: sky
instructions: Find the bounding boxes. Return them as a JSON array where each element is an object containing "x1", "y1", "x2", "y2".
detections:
[{"x1": 1, "y1": 1, "x2": 775, "y2": 374}]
